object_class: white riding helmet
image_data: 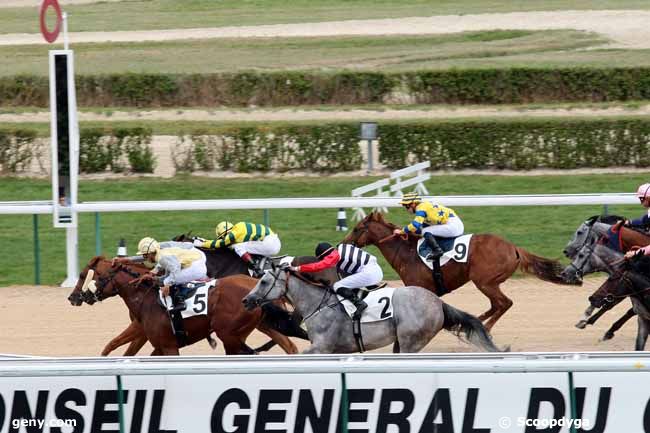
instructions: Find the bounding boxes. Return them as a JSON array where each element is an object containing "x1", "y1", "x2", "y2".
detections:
[{"x1": 137, "y1": 237, "x2": 160, "y2": 256}]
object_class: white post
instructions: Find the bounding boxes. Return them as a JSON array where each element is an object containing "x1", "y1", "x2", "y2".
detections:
[
  {"x1": 62, "y1": 12, "x2": 69, "y2": 50},
  {"x1": 61, "y1": 227, "x2": 78, "y2": 287}
]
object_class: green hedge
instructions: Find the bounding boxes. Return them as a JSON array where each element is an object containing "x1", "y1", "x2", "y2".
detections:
[
  {"x1": 4, "y1": 119, "x2": 650, "y2": 174},
  {"x1": 5, "y1": 68, "x2": 650, "y2": 107},
  {"x1": 172, "y1": 124, "x2": 362, "y2": 173},
  {"x1": 0, "y1": 129, "x2": 39, "y2": 174},
  {"x1": 0, "y1": 127, "x2": 155, "y2": 174},
  {"x1": 378, "y1": 119, "x2": 650, "y2": 169}
]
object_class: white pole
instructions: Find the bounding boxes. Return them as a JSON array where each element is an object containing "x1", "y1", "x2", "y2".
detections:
[
  {"x1": 62, "y1": 12, "x2": 69, "y2": 50},
  {"x1": 61, "y1": 226, "x2": 78, "y2": 288}
]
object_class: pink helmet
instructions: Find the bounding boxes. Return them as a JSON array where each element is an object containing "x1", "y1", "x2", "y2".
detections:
[{"x1": 637, "y1": 183, "x2": 650, "y2": 199}]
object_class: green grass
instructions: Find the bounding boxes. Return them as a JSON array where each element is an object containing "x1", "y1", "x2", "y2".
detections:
[
  {"x1": 0, "y1": 30, "x2": 605, "y2": 76},
  {"x1": 1, "y1": 173, "x2": 648, "y2": 286},
  {"x1": 2, "y1": 0, "x2": 649, "y2": 34}
]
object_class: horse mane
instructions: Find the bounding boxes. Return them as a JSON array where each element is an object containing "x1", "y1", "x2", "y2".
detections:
[
  {"x1": 367, "y1": 211, "x2": 419, "y2": 247},
  {"x1": 588, "y1": 214, "x2": 626, "y2": 225}
]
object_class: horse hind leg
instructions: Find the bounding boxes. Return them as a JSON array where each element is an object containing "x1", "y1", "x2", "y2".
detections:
[{"x1": 476, "y1": 284, "x2": 513, "y2": 331}]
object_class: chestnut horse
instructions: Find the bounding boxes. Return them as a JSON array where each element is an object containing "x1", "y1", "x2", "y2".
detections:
[
  {"x1": 69, "y1": 257, "x2": 302, "y2": 355},
  {"x1": 344, "y1": 212, "x2": 573, "y2": 330}
]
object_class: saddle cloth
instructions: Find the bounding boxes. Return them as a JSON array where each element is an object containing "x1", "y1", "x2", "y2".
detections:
[
  {"x1": 417, "y1": 234, "x2": 473, "y2": 269},
  {"x1": 158, "y1": 279, "x2": 216, "y2": 319},
  {"x1": 338, "y1": 286, "x2": 396, "y2": 323}
]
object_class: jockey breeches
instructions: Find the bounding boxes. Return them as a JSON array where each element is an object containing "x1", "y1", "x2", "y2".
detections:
[
  {"x1": 421, "y1": 217, "x2": 464, "y2": 238},
  {"x1": 333, "y1": 262, "x2": 383, "y2": 291},
  {"x1": 233, "y1": 233, "x2": 281, "y2": 257},
  {"x1": 163, "y1": 250, "x2": 207, "y2": 286}
]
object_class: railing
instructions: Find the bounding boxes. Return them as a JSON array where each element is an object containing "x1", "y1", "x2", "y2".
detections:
[
  {"x1": 0, "y1": 193, "x2": 637, "y2": 285},
  {"x1": 0, "y1": 352, "x2": 647, "y2": 433}
]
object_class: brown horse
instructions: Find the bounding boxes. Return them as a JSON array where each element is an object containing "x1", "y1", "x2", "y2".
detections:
[
  {"x1": 68, "y1": 257, "x2": 300, "y2": 355},
  {"x1": 344, "y1": 212, "x2": 573, "y2": 330}
]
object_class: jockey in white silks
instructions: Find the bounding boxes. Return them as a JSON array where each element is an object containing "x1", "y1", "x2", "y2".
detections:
[{"x1": 126, "y1": 237, "x2": 208, "y2": 310}]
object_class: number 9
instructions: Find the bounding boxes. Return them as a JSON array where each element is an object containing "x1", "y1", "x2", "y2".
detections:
[{"x1": 453, "y1": 243, "x2": 467, "y2": 260}]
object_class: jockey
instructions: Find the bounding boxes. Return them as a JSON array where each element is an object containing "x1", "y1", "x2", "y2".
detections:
[
  {"x1": 290, "y1": 242, "x2": 383, "y2": 316},
  {"x1": 194, "y1": 221, "x2": 280, "y2": 276},
  {"x1": 626, "y1": 183, "x2": 650, "y2": 229},
  {"x1": 127, "y1": 237, "x2": 208, "y2": 311},
  {"x1": 393, "y1": 191, "x2": 464, "y2": 261}
]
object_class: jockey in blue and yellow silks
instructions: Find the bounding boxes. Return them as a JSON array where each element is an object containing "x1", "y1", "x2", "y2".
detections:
[
  {"x1": 194, "y1": 221, "x2": 281, "y2": 276},
  {"x1": 393, "y1": 192, "x2": 465, "y2": 260}
]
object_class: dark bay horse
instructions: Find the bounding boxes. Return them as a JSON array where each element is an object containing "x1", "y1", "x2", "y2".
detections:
[
  {"x1": 562, "y1": 217, "x2": 650, "y2": 339},
  {"x1": 344, "y1": 212, "x2": 574, "y2": 330},
  {"x1": 576, "y1": 247, "x2": 650, "y2": 350},
  {"x1": 69, "y1": 257, "x2": 303, "y2": 355}
]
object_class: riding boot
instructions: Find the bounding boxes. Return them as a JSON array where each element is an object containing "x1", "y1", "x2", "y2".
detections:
[
  {"x1": 424, "y1": 232, "x2": 444, "y2": 261},
  {"x1": 423, "y1": 233, "x2": 448, "y2": 295},
  {"x1": 170, "y1": 286, "x2": 186, "y2": 312},
  {"x1": 337, "y1": 286, "x2": 368, "y2": 317}
]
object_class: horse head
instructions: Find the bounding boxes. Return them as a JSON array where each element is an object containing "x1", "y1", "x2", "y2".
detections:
[
  {"x1": 243, "y1": 268, "x2": 288, "y2": 310},
  {"x1": 563, "y1": 215, "x2": 626, "y2": 259},
  {"x1": 588, "y1": 276, "x2": 625, "y2": 308},
  {"x1": 561, "y1": 241, "x2": 623, "y2": 284},
  {"x1": 344, "y1": 211, "x2": 397, "y2": 247},
  {"x1": 171, "y1": 232, "x2": 193, "y2": 243},
  {"x1": 68, "y1": 256, "x2": 111, "y2": 306},
  {"x1": 90, "y1": 261, "x2": 149, "y2": 303}
]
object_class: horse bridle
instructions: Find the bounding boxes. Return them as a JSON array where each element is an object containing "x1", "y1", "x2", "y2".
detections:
[
  {"x1": 91, "y1": 264, "x2": 145, "y2": 302},
  {"x1": 565, "y1": 241, "x2": 597, "y2": 279},
  {"x1": 600, "y1": 272, "x2": 650, "y2": 304},
  {"x1": 253, "y1": 268, "x2": 337, "y2": 322}
]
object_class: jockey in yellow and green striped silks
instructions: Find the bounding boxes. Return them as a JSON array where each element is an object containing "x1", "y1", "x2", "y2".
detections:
[{"x1": 194, "y1": 221, "x2": 282, "y2": 275}]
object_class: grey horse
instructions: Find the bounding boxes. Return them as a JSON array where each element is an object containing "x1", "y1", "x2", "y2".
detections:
[
  {"x1": 564, "y1": 242, "x2": 650, "y2": 348},
  {"x1": 562, "y1": 217, "x2": 636, "y2": 338},
  {"x1": 242, "y1": 268, "x2": 502, "y2": 354}
]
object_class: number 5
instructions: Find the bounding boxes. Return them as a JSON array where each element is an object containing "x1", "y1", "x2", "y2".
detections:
[{"x1": 193, "y1": 292, "x2": 207, "y2": 313}]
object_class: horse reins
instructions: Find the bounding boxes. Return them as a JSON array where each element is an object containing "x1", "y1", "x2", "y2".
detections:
[
  {"x1": 603, "y1": 272, "x2": 650, "y2": 304},
  {"x1": 287, "y1": 270, "x2": 340, "y2": 321}
]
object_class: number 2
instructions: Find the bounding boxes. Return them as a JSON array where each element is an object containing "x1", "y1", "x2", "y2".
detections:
[
  {"x1": 378, "y1": 297, "x2": 391, "y2": 319},
  {"x1": 453, "y1": 243, "x2": 467, "y2": 261},
  {"x1": 193, "y1": 292, "x2": 207, "y2": 314}
]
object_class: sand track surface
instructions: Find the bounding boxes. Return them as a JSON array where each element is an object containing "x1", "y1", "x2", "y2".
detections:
[{"x1": 0, "y1": 277, "x2": 639, "y2": 357}]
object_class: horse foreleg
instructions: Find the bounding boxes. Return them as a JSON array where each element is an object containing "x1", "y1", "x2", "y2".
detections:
[
  {"x1": 123, "y1": 334, "x2": 148, "y2": 356},
  {"x1": 100, "y1": 321, "x2": 144, "y2": 356},
  {"x1": 602, "y1": 308, "x2": 636, "y2": 341},
  {"x1": 575, "y1": 305, "x2": 597, "y2": 329},
  {"x1": 257, "y1": 325, "x2": 298, "y2": 354}
]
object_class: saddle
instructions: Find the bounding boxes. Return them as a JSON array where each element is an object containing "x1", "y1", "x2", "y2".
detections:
[
  {"x1": 358, "y1": 282, "x2": 388, "y2": 298},
  {"x1": 417, "y1": 235, "x2": 455, "y2": 258}
]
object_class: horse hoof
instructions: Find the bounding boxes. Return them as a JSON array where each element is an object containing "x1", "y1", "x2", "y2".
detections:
[
  {"x1": 602, "y1": 332, "x2": 614, "y2": 341},
  {"x1": 575, "y1": 321, "x2": 587, "y2": 329},
  {"x1": 501, "y1": 345, "x2": 511, "y2": 352}
]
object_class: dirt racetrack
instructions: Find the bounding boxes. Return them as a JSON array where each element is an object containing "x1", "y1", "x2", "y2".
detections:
[{"x1": 0, "y1": 277, "x2": 641, "y2": 357}]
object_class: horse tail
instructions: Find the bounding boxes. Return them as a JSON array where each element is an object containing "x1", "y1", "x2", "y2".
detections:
[
  {"x1": 515, "y1": 247, "x2": 571, "y2": 285},
  {"x1": 260, "y1": 303, "x2": 309, "y2": 340},
  {"x1": 442, "y1": 303, "x2": 502, "y2": 352}
]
